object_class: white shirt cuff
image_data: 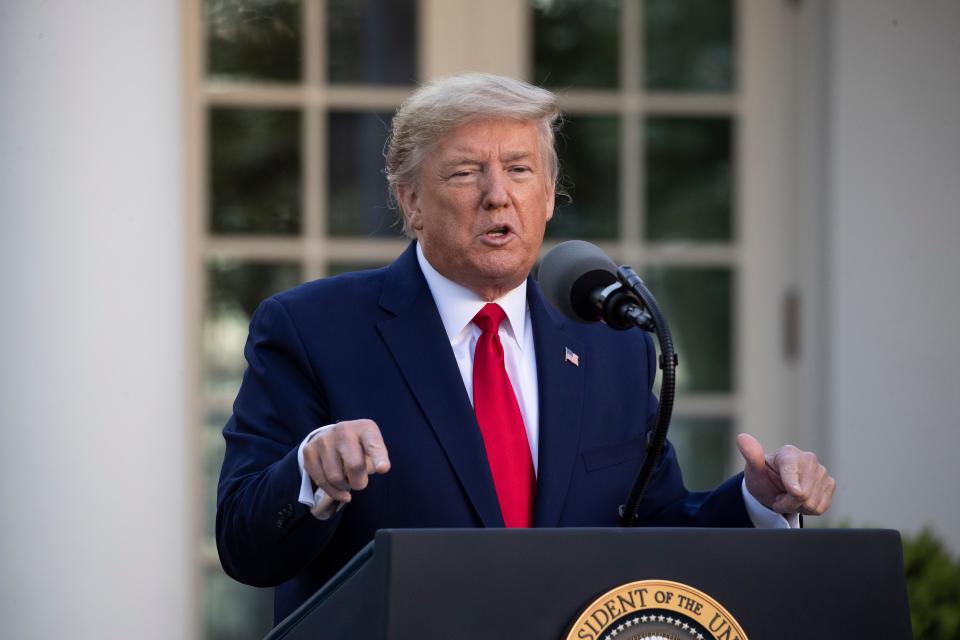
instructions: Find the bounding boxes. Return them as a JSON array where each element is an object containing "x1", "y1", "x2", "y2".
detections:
[
  {"x1": 741, "y1": 478, "x2": 800, "y2": 529},
  {"x1": 297, "y1": 424, "x2": 342, "y2": 520}
]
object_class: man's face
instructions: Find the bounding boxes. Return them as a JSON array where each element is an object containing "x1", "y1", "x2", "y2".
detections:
[{"x1": 398, "y1": 118, "x2": 555, "y2": 301}]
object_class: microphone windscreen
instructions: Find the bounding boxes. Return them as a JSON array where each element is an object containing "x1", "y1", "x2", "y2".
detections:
[{"x1": 538, "y1": 240, "x2": 619, "y2": 323}]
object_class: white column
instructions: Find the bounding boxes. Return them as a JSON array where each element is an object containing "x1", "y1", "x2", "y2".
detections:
[
  {"x1": 827, "y1": 0, "x2": 960, "y2": 551},
  {"x1": 0, "y1": 2, "x2": 194, "y2": 638}
]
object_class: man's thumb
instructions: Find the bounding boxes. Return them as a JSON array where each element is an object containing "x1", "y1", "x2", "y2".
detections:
[{"x1": 736, "y1": 433, "x2": 766, "y2": 474}]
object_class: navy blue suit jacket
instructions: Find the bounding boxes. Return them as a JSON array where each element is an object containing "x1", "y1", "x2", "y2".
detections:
[{"x1": 216, "y1": 242, "x2": 751, "y2": 622}]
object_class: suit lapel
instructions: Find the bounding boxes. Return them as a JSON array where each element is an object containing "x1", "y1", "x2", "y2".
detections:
[
  {"x1": 528, "y1": 280, "x2": 585, "y2": 527},
  {"x1": 376, "y1": 244, "x2": 504, "y2": 527}
]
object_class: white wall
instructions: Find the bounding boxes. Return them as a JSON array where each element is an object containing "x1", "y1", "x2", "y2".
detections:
[
  {"x1": 826, "y1": 0, "x2": 960, "y2": 550},
  {"x1": 0, "y1": 2, "x2": 194, "y2": 638}
]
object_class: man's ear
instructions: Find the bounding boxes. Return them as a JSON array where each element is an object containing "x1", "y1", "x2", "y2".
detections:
[
  {"x1": 396, "y1": 184, "x2": 422, "y2": 231},
  {"x1": 545, "y1": 181, "x2": 555, "y2": 223}
]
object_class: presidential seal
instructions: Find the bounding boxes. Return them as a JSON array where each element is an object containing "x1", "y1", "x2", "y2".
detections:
[{"x1": 565, "y1": 580, "x2": 748, "y2": 640}]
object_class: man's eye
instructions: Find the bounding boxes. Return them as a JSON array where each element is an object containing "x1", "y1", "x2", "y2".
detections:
[{"x1": 509, "y1": 166, "x2": 532, "y2": 174}]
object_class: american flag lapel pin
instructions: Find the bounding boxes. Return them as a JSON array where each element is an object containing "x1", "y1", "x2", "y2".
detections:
[{"x1": 564, "y1": 347, "x2": 580, "y2": 367}]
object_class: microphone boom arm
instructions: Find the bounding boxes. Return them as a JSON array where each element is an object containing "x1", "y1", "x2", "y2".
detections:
[{"x1": 615, "y1": 265, "x2": 678, "y2": 527}]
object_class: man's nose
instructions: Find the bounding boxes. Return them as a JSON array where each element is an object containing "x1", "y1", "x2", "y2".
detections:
[{"x1": 481, "y1": 167, "x2": 511, "y2": 210}]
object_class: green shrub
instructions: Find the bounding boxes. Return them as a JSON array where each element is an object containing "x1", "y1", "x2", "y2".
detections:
[{"x1": 902, "y1": 528, "x2": 960, "y2": 639}]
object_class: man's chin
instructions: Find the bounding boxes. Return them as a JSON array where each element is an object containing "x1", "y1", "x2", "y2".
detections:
[{"x1": 469, "y1": 265, "x2": 532, "y2": 297}]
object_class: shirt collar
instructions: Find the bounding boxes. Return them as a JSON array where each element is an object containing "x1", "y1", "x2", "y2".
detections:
[{"x1": 416, "y1": 242, "x2": 528, "y2": 349}]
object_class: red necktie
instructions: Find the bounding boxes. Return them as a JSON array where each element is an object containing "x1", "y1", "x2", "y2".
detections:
[{"x1": 472, "y1": 303, "x2": 535, "y2": 528}]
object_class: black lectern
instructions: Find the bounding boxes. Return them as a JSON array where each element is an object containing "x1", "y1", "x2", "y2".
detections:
[{"x1": 265, "y1": 528, "x2": 911, "y2": 639}]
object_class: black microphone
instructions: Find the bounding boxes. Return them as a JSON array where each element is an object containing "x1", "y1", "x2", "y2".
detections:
[{"x1": 538, "y1": 240, "x2": 653, "y2": 331}]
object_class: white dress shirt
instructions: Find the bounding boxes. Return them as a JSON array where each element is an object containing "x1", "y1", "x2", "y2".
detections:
[{"x1": 298, "y1": 244, "x2": 796, "y2": 528}]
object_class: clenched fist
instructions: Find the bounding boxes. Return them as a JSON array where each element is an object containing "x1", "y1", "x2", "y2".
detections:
[{"x1": 302, "y1": 419, "x2": 391, "y2": 504}]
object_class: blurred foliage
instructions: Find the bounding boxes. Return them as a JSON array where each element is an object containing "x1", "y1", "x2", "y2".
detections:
[
  {"x1": 646, "y1": 116, "x2": 733, "y2": 241},
  {"x1": 327, "y1": 262, "x2": 390, "y2": 276},
  {"x1": 205, "y1": 568, "x2": 273, "y2": 640},
  {"x1": 548, "y1": 116, "x2": 620, "y2": 239},
  {"x1": 902, "y1": 528, "x2": 960, "y2": 638},
  {"x1": 327, "y1": 111, "x2": 402, "y2": 237},
  {"x1": 532, "y1": 0, "x2": 620, "y2": 89},
  {"x1": 643, "y1": 267, "x2": 732, "y2": 393},
  {"x1": 207, "y1": 260, "x2": 302, "y2": 319},
  {"x1": 644, "y1": 0, "x2": 734, "y2": 91},
  {"x1": 667, "y1": 417, "x2": 731, "y2": 492},
  {"x1": 209, "y1": 108, "x2": 302, "y2": 235},
  {"x1": 204, "y1": 261, "x2": 302, "y2": 401},
  {"x1": 206, "y1": 0, "x2": 302, "y2": 82},
  {"x1": 327, "y1": 0, "x2": 417, "y2": 85}
]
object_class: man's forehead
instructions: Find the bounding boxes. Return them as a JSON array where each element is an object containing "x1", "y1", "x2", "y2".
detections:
[
  {"x1": 435, "y1": 120, "x2": 541, "y2": 160},
  {"x1": 441, "y1": 148, "x2": 535, "y2": 162}
]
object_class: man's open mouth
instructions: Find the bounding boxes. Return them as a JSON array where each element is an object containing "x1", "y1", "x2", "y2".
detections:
[{"x1": 484, "y1": 225, "x2": 511, "y2": 237}]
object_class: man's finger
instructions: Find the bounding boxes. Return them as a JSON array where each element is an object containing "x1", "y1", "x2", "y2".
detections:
[
  {"x1": 773, "y1": 447, "x2": 804, "y2": 495},
  {"x1": 735, "y1": 433, "x2": 767, "y2": 474},
  {"x1": 359, "y1": 424, "x2": 391, "y2": 473},
  {"x1": 772, "y1": 491, "x2": 803, "y2": 514},
  {"x1": 315, "y1": 439, "x2": 351, "y2": 496},
  {"x1": 805, "y1": 462, "x2": 828, "y2": 501},
  {"x1": 337, "y1": 437, "x2": 371, "y2": 491},
  {"x1": 305, "y1": 453, "x2": 352, "y2": 503},
  {"x1": 802, "y1": 470, "x2": 835, "y2": 515},
  {"x1": 794, "y1": 452, "x2": 821, "y2": 498},
  {"x1": 814, "y1": 476, "x2": 837, "y2": 514},
  {"x1": 302, "y1": 445, "x2": 329, "y2": 494}
]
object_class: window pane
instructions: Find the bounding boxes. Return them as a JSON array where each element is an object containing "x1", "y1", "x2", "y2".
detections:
[
  {"x1": 668, "y1": 417, "x2": 732, "y2": 491},
  {"x1": 327, "y1": 111, "x2": 401, "y2": 237},
  {"x1": 205, "y1": 260, "x2": 302, "y2": 401},
  {"x1": 206, "y1": 0, "x2": 302, "y2": 83},
  {"x1": 327, "y1": 0, "x2": 417, "y2": 85},
  {"x1": 205, "y1": 568, "x2": 273, "y2": 640},
  {"x1": 327, "y1": 261, "x2": 391, "y2": 276},
  {"x1": 532, "y1": 0, "x2": 620, "y2": 89},
  {"x1": 645, "y1": 117, "x2": 733, "y2": 241},
  {"x1": 644, "y1": 0, "x2": 735, "y2": 92},
  {"x1": 548, "y1": 116, "x2": 620, "y2": 239},
  {"x1": 209, "y1": 108, "x2": 302, "y2": 235},
  {"x1": 643, "y1": 267, "x2": 732, "y2": 393}
]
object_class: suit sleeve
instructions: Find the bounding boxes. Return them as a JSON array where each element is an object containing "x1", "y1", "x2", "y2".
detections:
[
  {"x1": 634, "y1": 332, "x2": 753, "y2": 528},
  {"x1": 216, "y1": 296, "x2": 342, "y2": 586}
]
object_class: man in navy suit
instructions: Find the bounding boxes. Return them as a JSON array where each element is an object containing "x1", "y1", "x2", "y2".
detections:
[{"x1": 216, "y1": 74, "x2": 836, "y2": 623}]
